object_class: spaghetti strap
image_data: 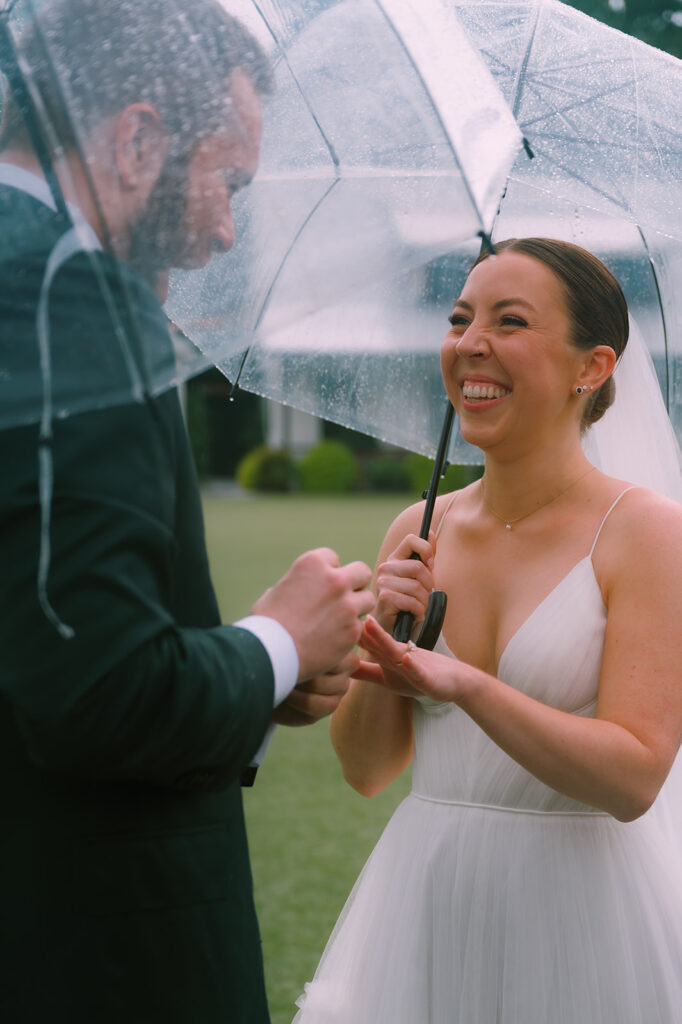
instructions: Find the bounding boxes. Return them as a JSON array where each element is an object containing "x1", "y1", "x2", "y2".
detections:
[
  {"x1": 434, "y1": 491, "x2": 460, "y2": 539},
  {"x1": 588, "y1": 486, "x2": 637, "y2": 557}
]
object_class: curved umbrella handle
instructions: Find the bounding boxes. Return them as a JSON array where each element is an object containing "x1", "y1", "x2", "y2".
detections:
[
  {"x1": 392, "y1": 402, "x2": 454, "y2": 648},
  {"x1": 414, "y1": 590, "x2": 448, "y2": 651},
  {"x1": 393, "y1": 588, "x2": 447, "y2": 650}
]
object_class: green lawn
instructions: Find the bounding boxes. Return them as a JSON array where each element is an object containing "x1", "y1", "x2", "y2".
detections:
[{"x1": 202, "y1": 493, "x2": 414, "y2": 1024}]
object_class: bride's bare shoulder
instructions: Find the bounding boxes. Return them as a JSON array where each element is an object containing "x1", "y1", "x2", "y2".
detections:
[
  {"x1": 604, "y1": 480, "x2": 682, "y2": 528},
  {"x1": 596, "y1": 479, "x2": 682, "y2": 574}
]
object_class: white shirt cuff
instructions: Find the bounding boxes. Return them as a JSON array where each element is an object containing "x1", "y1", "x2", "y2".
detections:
[
  {"x1": 249, "y1": 723, "x2": 277, "y2": 767},
  {"x1": 235, "y1": 616, "x2": 299, "y2": 769},
  {"x1": 235, "y1": 615, "x2": 299, "y2": 707}
]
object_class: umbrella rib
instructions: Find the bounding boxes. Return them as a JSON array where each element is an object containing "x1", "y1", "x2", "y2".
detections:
[
  {"x1": 28, "y1": 7, "x2": 149, "y2": 401},
  {"x1": 487, "y1": 7, "x2": 541, "y2": 242},
  {"x1": 230, "y1": 0, "x2": 494, "y2": 395},
  {"x1": 517, "y1": 122, "x2": 682, "y2": 161},
  {"x1": 629, "y1": 37, "x2": 641, "y2": 248},
  {"x1": 228, "y1": 176, "x2": 341, "y2": 396},
  {"x1": 371, "y1": 0, "x2": 484, "y2": 232},
  {"x1": 211, "y1": 3, "x2": 345, "y2": 396},
  {"x1": 508, "y1": 0, "x2": 542, "y2": 120},
  {"x1": 0, "y1": 11, "x2": 70, "y2": 224},
  {"x1": 521, "y1": 68, "x2": 671, "y2": 407},
  {"x1": 509, "y1": 59, "x2": 648, "y2": 128},
  {"x1": 518, "y1": 77, "x2": 655, "y2": 136},
  {"x1": 523, "y1": 144, "x2": 681, "y2": 243},
  {"x1": 0, "y1": 3, "x2": 150, "y2": 401},
  {"x1": 251, "y1": 1, "x2": 340, "y2": 169},
  {"x1": 506, "y1": 63, "x2": 682, "y2": 164},
  {"x1": 637, "y1": 225, "x2": 670, "y2": 411},
  {"x1": 486, "y1": 43, "x2": 672, "y2": 144},
  {"x1": 530, "y1": 147, "x2": 634, "y2": 218}
]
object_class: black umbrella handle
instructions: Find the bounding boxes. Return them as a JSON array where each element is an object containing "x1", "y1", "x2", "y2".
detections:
[
  {"x1": 393, "y1": 587, "x2": 447, "y2": 650},
  {"x1": 392, "y1": 403, "x2": 454, "y2": 650}
]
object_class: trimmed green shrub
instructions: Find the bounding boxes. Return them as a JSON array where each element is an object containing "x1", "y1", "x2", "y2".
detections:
[
  {"x1": 406, "y1": 454, "x2": 483, "y2": 497},
  {"x1": 236, "y1": 446, "x2": 298, "y2": 492},
  {"x1": 323, "y1": 420, "x2": 380, "y2": 454},
  {"x1": 364, "y1": 455, "x2": 411, "y2": 493},
  {"x1": 298, "y1": 440, "x2": 358, "y2": 494}
]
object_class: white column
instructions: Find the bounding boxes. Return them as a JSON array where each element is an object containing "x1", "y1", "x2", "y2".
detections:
[{"x1": 266, "y1": 401, "x2": 322, "y2": 457}]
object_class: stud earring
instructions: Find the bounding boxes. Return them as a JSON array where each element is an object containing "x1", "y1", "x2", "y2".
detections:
[{"x1": 575, "y1": 384, "x2": 592, "y2": 395}]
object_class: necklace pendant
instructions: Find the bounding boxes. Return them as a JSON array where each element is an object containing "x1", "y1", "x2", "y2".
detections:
[{"x1": 505, "y1": 523, "x2": 512, "y2": 531}]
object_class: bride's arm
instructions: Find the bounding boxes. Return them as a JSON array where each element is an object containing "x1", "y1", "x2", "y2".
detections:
[
  {"x1": 358, "y1": 491, "x2": 682, "y2": 821},
  {"x1": 330, "y1": 501, "x2": 435, "y2": 797}
]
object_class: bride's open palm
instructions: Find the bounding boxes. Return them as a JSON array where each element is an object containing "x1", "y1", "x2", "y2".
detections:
[{"x1": 356, "y1": 615, "x2": 472, "y2": 704}]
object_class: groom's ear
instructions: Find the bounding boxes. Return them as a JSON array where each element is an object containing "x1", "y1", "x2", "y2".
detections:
[{"x1": 114, "y1": 104, "x2": 169, "y2": 193}]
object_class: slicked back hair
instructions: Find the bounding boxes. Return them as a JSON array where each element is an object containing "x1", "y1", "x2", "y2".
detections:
[{"x1": 0, "y1": 0, "x2": 273, "y2": 154}]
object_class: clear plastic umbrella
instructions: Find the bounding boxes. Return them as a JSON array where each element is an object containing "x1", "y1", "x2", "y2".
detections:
[
  {"x1": 166, "y1": 0, "x2": 523, "y2": 460},
  {"x1": 169, "y1": 0, "x2": 682, "y2": 461},
  {"x1": 454, "y1": 0, "x2": 682, "y2": 454},
  {"x1": 2, "y1": 0, "x2": 680, "y2": 646},
  {"x1": 169, "y1": 0, "x2": 682, "y2": 460},
  {"x1": 0, "y1": 0, "x2": 521, "y2": 459},
  {"x1": 1, "y1": 0, "x2": 681, "y2": 462},
  {"x1": 0, "y1": 0, "x2": 522, "y2": 645}
]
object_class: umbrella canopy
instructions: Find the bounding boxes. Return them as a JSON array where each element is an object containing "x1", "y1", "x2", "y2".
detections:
[
  {"x1": 456, "y1": 0, "x2": 682, "y2": 452},
  {"x1": 1, "y1": 0, "x2": 681, "y2": 461},
  {"x1": 166, "y1": 0, "x2": 523, "y2": 459},
  {"x1": 170, "y1": 0, "x2": 682, "y2": 460},
  {"x1": 0, "y1": 0, "x2": 521, "y2": 455}
]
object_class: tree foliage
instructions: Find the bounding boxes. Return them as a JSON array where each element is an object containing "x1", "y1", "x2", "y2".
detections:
[{"x1": 565, "y1": 1, "x2": 682, "y2": 58}]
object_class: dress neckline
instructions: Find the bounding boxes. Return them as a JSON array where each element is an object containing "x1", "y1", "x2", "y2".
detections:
[
  {"x1": 437, "y1": 486, "x2": 636, "y2": 676},
  {"x1": 441, "y1": 556, "x2": 598, "y2": 676}
]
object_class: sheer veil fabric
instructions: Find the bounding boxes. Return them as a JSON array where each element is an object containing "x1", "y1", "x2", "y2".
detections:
[
  {"x1": 292, "y1": 321, "x2": 682, "y2": 1024},
  {"x1": 584, "y1": 317, "x2": 682, "y2": 502}
]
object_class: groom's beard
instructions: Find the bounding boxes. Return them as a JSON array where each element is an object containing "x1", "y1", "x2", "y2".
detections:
[{"x1": 126, "y1": 152, "x2": 191, "y2": 290}]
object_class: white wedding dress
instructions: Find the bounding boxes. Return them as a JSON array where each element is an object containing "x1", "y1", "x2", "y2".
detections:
[{"x1": 293, "y1": 489, "x2": 682, "y2": 1023}]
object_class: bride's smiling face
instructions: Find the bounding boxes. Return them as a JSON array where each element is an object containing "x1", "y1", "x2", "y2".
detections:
[{"x1": 440, "y1": 251, "x2": 587, "y2": 453}]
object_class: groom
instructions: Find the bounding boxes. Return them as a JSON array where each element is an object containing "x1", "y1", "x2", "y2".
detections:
[{"x1": 0, "y1": 2, "x2": 373, "y2": 1021}]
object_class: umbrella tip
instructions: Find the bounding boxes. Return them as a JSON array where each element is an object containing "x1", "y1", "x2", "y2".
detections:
[{"x1": 477, "y1": 231, "x2": 496, "y2": 257}]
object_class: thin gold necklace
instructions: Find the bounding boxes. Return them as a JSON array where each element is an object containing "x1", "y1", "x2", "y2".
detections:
[{"x1": 481, "y1": 466, "x2": 595, "y2": 531}]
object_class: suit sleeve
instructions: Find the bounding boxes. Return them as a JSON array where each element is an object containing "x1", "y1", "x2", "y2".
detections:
[{"x1": 0, "y1": 255, "x2": 275, "y2": 790}]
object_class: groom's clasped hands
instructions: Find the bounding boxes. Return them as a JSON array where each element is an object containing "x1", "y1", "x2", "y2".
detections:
[
  {"x1": 251, "y1": 547, "x2": 375, "y2": 725},
  {"x1": 250, "y1": 535, "x2": 463, "y2": 725}
]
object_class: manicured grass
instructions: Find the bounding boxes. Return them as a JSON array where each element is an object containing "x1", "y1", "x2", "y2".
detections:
[
  {"x1": 202, "y1": 493, "x2": 414, "y2": 1023},
  {"x1": 201, "y1": 491, "x2": 414, "y2": 623}
]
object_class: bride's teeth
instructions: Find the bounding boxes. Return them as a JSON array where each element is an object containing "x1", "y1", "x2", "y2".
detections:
[{"x1": 462, "y1": 382, "x2": 509, "y2": 399}]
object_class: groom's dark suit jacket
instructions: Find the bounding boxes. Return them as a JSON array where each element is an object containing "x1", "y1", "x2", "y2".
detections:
[{"x1": 0, "y1": 185, "x2": 274, "y2": 1022}]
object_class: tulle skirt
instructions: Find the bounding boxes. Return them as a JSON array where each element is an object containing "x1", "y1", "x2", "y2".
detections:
[{"x1": 293, "y1": 792, "x2": 682, "y2": 1023}]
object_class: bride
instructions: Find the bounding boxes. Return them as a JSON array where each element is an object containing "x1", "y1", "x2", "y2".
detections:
[{"x1": 293, "y1": 238, "x2": 682, "y2": 1023}]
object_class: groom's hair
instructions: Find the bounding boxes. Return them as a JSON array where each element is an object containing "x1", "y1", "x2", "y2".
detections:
[{"x1": 0, "y1": 0, "x2": 273, "y2": 154}]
